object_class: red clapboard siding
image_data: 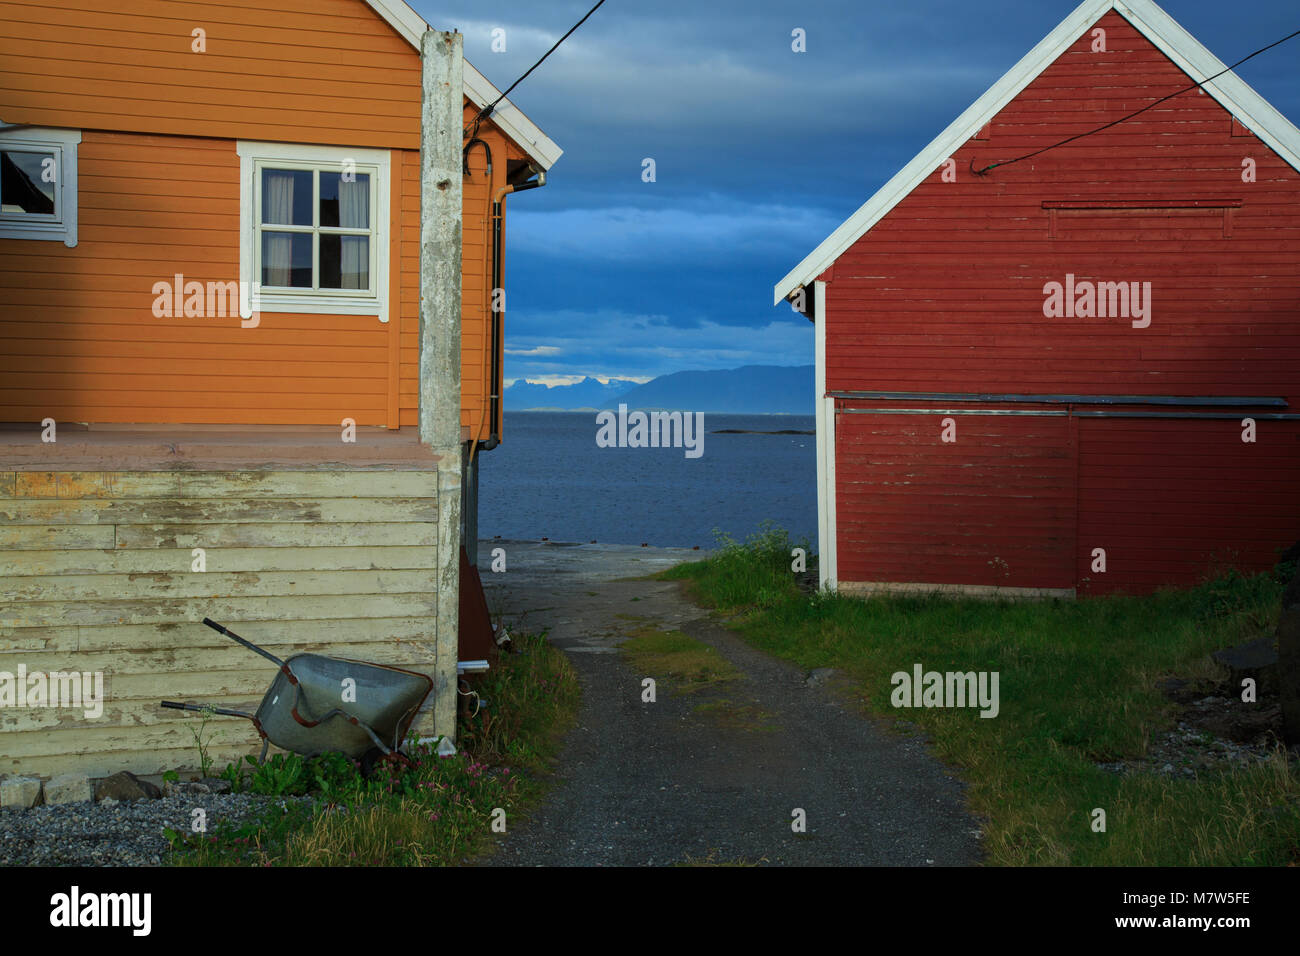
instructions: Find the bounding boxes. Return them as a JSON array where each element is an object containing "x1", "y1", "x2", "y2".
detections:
[
  {"x1": 825, "y1": 10, "x2": 1300, "y2": 408},
  {"x1": 835, "y1": 410, "x2": 1076, "y2": 590},
  {"x1": 823, "y1": 9, "x2": 1300, "y2": 595},
  {"x1": 1076, "y1": 417, "x2": 1300, "y2": 594}
]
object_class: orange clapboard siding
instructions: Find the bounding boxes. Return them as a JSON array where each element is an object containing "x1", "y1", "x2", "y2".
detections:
[
  {"x1": 0, "y1": 130, "x2": 392, "y2": 426},
  {"x1": 1, "y1": 1, "x2": 530, "y2": 436},
  {"x1": 0, "y1": 0, "x2": 420, "y2": 148}
]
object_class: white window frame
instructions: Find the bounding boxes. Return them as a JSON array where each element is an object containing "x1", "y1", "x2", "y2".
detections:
[
  {"x1": 236, "y1": 141, "x2": 389, "y2": 320},
  {"x1": 0, "y1": 126, "x2": 80, "y2": 247}
]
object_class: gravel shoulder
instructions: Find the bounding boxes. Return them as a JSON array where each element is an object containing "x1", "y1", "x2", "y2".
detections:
[
  {"x1": 0, "y1": 791, "x2": 308, "y2": 866},
  {"x1": 479, "y1": 540, "x2": 982, "y2": 866}
]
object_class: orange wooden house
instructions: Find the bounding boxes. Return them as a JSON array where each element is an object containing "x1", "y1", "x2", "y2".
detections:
[{"x1": 0, "y1": 0, "x2": 560, "y2": 781}]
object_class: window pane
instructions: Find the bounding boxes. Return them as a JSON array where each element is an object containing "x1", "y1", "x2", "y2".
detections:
[
  {"x1": 1, "y1": 150, "x2": 56, "y2": 215},
  {"x1": 320, "y1": 234, "x2": 370, "y2": 290},
  {"x1": 261, "y1": 231, "x2": 312, "y2": 287},
  {"x1": 261, "y1": 168, "x2": 312, "y2": 225},
  {"x1": 320, "y1": 172, "x2": 370, "y2": 228}
]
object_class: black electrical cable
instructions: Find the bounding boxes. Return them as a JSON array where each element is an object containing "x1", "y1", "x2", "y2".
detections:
[
  {"x1": 973, "y1": 26, "x2": 1300, "y2": 175},
  {"x1": 464, "y1": 0, "x2": 609, "y2": 141}
]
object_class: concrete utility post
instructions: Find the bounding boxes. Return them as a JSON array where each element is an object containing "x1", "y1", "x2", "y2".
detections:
[
  {"x1": 419, "y1": 29, "x2": 463, "y2": 740},
  {"x1": 419, "y1": 30, "x2": 463, "y2": 450}
]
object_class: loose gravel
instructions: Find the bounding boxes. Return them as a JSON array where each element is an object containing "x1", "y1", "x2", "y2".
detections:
[
  {"x1": 479, "y1": 541, "x2": 982, "y2": 866},
  {"x1": 1096, "y1": 695, "x2": 1292, "y2": 778},
  {"x1": 0, "y1": 792, "x2": 309, "y2": 867}
]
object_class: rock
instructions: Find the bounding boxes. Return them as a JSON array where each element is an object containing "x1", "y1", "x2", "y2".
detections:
[
  {"x1": 1157, "y1": 677, "x2": 1190, "y2": 701},
  {"x1": 199, "y1": 777, "x2": 232, "y2": 794},
  {"x1": 1212, "y1": 636, "x2": 1279, "y2": 697},
  {"x1": 805, "y1": 667, "x2": 838, "y2": 687},
  {"x1": 94, "y1": 771, "x2": 161, "y2": 803},
  {"x1": 161, "y1": 777, "x2": 210, "y2": 796},
  {"x1": 1277, "y1": 571, "x2": 1300, "y2": 746},
  {"x1": 45, "y1": 773, "x2": 93, "y2": 805},
  {"x1": 0, "y1": 776, "x2": 42, "y2": 810}
]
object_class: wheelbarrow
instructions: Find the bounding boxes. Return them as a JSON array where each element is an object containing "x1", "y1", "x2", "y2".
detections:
[{"x1": 161, "y1": 618, "x2": 434, "y2": 766}]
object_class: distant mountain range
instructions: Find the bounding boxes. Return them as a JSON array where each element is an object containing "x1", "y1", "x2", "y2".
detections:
[
  {"x1": 502, "y1": 376, "x2": 640, "y2": 410},
  {"x1": 504, "y1": 365, "x2": 813, "y2": 414}
]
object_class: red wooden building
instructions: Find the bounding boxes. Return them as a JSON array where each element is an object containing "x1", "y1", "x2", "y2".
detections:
[{"x1": 776, "y1": 0, "x2": 1300, "y2": 597}]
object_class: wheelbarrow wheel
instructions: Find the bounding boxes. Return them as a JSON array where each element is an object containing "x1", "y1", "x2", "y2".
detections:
[{"x1": 360, "y1": 747, "x2": 385, "y2": 777}]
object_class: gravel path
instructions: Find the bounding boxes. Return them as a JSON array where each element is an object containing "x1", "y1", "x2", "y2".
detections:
[
  {"x1": 479, "y1": 541, "x2": 982, "y2": 866},
  {"x1": 0, "y1": 792, "x2": 307, "y2": 866}
]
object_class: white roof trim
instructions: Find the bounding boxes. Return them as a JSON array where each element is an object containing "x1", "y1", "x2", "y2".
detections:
[
  {"x1": 363, "y1": 0, "x2": 563, "y2": 170},
  {"x1": 463, "y1": 60, "x2": 564, "y2": 170},
  {"x1": 365, "y1": 0, "x2": 426, "y2": 48},
  {"x1": 774, "y1": 0, "x2": 1300, "y2": 305}
]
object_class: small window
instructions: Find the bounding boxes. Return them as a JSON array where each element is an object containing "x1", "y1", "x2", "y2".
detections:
[
  {"x1": 0, "y1": 127, "x2": 80, "y2": 247},
  {"x1": 258, "y1": 167, "x2": 373, "y2": 291},
  {"x1": 237, "y1": 142, "x2": 389, "y2": 319}
]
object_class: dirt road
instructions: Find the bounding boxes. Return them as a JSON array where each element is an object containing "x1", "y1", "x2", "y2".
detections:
[{"x1": 478, "y1": 540, "x2": 981, "y2": 866}]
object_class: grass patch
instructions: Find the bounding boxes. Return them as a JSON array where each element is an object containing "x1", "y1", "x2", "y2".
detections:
[
  {"x1": 620, "y1": 626, "x2": 741, "y2": 694},
  {"x1": 661, "y1": 522, "x2": 807, "y2": 610},
  {"x1": 166, "y1": 629, "x2": 579, "y2": 867},
  {"x1": 664, "y1": 527, "x2": 1300, "y2": 866}
]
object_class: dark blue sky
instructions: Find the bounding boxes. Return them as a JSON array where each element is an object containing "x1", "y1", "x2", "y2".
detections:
[{"x1": 412, "y1": 0, "x2": 1299, "y2": 386}]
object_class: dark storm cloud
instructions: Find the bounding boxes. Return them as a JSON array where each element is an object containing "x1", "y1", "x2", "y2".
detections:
[{"x1": 415, "y1": 0, "x2": 1300, "y2": 383}]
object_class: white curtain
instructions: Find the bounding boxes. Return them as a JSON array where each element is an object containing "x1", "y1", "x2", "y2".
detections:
[
  {"x1": 263, "y1": 170, "x2": 296, "y2": 287},
  {"x1": 338, "y1": 175, "x2": 369, "y2": 290}
]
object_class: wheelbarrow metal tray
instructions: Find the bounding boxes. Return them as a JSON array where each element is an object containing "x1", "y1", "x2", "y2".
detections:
[
  {"x1": 161, "y1": 619, "x2": 433, "y2": 761},
  {"x1": 256, "y1": 653, "x2": 433, "y2": 757}
]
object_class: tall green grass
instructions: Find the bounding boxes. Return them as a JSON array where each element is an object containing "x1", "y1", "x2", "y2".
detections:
[{"x1": 665, "y1": 529, "x2": 1300, "y2": 866}]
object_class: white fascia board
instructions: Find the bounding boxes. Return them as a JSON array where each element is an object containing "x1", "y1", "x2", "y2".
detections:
[
  {"x1": 365, "y1": 0, "x2": 427, "y2": 49},
  {"x1": 814, "y1": 280, "x2": 836, "y2": 591},
  {"x1": 774, "y1": 0, "x2": 1300, "y2": 306},
  {"x1": 463, "y1": 60, "x2": 564, "y2": 171},
  {"x1": 1115, "y1": 0, "x2": 1300, "y2": 172},
  {"x1": 362, "y1": 0, "x2": 563, "y2": 170}
]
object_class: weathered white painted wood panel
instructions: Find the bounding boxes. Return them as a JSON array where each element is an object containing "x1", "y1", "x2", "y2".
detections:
[
  {"x1": 0, "y1": 467, "x2": 444, "y2": 778},
  {"x1": 114, "y1": 521, "x2": 437, "y2": 549},
  {"x1": 1, "y1": 497, "x2": 437, "y2": 525},
  {"x1": 0, "y1": 525, "x2": 114, "y2": 550},
  {"x1": 0, "y1": 546, "x2": 437, "y2": 577},
  {"x1": 6, "y1": 569, "x2": 438, "y2": 603},
  {"x1": 3, "y1": 592, "x2": 437, "y2": 629}
]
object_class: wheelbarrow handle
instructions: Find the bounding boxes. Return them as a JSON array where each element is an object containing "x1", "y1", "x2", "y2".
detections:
[
  {"x1": 290, "y1": 702, "x2": 393, "y2": 754},
  {"x1": 202, "y1": 617, "x2": 284, "y2": 667},
  {"x1": 161, "y1": 700, "x2": 256, "y2": 720}
]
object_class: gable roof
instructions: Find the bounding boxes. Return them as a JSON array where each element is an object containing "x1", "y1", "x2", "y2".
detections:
[
  {"x1": 774, "y1": 0, "x2": 1300, "y2": 305},
  {"x1": 365, "y1": 0, "x2": 563, "y2": 169}
]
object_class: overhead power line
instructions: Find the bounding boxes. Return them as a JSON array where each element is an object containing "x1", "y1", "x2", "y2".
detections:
[
  {"x1": 464, "y1": 0, "x2": 609, "y2": 141},
  {"x1": 973, "y1": 26, "x2": 1300, "y2": 175}
]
